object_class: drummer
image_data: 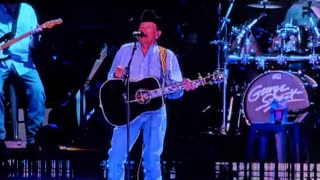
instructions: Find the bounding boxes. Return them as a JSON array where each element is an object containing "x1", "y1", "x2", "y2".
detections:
[
  {"x1": 275, "y1": 0, "x2": 320, "y2": 162},
  {"x1": 282, "y1": 0, "x2": 320, "y2": 28},
  {"x1": 277, "y1": 0, "x2": 320, "y2": 55}
]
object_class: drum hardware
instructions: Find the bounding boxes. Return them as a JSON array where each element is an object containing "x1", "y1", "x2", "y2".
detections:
[
  {"x1": 271, "y1": 4, "x2": 320, "y2": 55},
  {"x1": 219, "y1": 1, "x2": 234, "y2": 34},
  {"x1": 210, "y1": 1, "x2": 237, "y2": 135},
  {"x1": 229, "y1": 13, "x2": 268, "y2": 57},
  {"x1": 226, "y1": 87, "x2": 246, "y2": 135},
  {"x1": 226, "y1": 96, "x2": 234, "y2": 133},
  {"x1": 272, "y1": 24, "x2": 310, "y2": 54},
  {"x1": 305, "y1": 0, "x2": 320, "y2": 39},
  {"x1": 247, "y1": 0, "x2": 283, "y2": 9},
  {"x1": 234, "y1": 13, "x2": 267, "y2": 55},
  {"x1": 212, "y1": 0, "x2": 320, "y2": 134},
  {"x1": 274, "y1": 54, "x2": 286, "y2": 66},
  {"x1": 309, "y1": 17, "x2": 320, "y2": 39},
  {"x1": 308, "y1": 54, "x2": 319, "y2": 65},
  {"x1": 307, "y1": 17, "x2": 320, "y2": 55},
  {"x1": 211, "y1": 0, "x2": 307, "y2": 135},
  {"x1": 257, "y1": 54, "x2": 320, "y2": 68},
  {"x1": 227, "y1": 54, "x2": 320, "y2": 69}
]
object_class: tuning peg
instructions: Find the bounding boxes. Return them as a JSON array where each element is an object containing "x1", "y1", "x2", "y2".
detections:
[{"x1": 197, "y1": 73, "x2": 202, "y2": 79}]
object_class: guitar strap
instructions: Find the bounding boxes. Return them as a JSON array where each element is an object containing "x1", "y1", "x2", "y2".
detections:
[
  {"x1": 10, "y1": 3, "x2": 21, "y2": 39},
  {"x1": 2, "y1": 4, "x2": 20, "y2": 56},
  {"x1": 158, "y1": 46, "x2": 167, "y2": 87}
]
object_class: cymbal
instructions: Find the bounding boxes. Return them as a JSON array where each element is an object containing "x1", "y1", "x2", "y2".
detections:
[{"x1": 248, "y1": 1, "x2": 283, "y2": 9}]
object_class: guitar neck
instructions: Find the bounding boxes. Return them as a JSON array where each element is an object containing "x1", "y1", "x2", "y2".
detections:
[
  {"x1": 150, "y1": 78, "x2": 205, "y2": 98},
  {"x1": 82, "y1": 44, "x2": 108, "y2": 89},
  {"x1": 0, "y1": 18, "x2": 63, "y2": 51},
  {"x1": 0, "y1": 31, "x2": 32, "y2": 50},
  {"x1": 147, "y1": 72, "x2": 223, "y2": 99},
  {"x1": 83, "y1": 59, "x2": 102, "y2": 88}
]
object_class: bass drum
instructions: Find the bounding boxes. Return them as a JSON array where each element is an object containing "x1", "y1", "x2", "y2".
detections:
[{"x1": 243, "y1": 71, "x2": 317, "y2": 124}]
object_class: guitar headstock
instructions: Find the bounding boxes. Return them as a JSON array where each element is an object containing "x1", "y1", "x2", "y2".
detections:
[
  {"x1": 202, "y1": 70, "x2": 224, "y2": 85},
  {"x1": 41, "y1": 18, "x2": 63, "y2": 29},
  {"x1": 99, "y1": 43, "x2": 108, "y2": 61}
]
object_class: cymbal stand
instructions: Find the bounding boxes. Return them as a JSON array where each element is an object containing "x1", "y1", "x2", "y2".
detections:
[
  {"x1": 216, "y1": 3, "x2": 222, "y2": 72},
  {"x1": 305, "y1": 0, "x2": 320, "y2": 55},
  {"x1": 213, "y1": 0, "x2": 234, "y2": 135},
  {"x1": 308, "y1": 18, "x2": 320, "y2": 55}
]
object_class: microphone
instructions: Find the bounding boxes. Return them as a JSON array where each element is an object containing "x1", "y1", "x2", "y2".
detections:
[
  {"x1": 132, "y1": 31, "x2": 145, "y2": 37},
  {"x1": 236, "y1": 12, "x2": 267, "y2": 41},
  {"x1": 234, "y1": 12, "x2": 266, "y2": 54}
]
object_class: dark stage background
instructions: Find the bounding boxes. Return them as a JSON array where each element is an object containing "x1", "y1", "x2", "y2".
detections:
[{"x1": 12, "y1": 0, "x2": 308, "y2": 155}]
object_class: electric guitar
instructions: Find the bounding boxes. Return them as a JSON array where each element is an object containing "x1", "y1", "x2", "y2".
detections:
[
  {"x1": 99, "y1": 71, "x2": 224, "y2": 127},
  {"x1": 83, "y1": 43, "x2": 108, "y2": 89},
  {"x1": 0, "y1": 18, "x2": 63, "y2": 60},
  {"x1": 76, "y1": 44, "x2": 108, "y2": 125}
]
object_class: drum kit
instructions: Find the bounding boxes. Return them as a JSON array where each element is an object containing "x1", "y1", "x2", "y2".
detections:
[{"x1": 213, "y1": 0, "x2": 320, "y2": 135}]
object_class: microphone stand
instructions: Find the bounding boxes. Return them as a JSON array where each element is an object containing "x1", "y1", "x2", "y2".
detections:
[
  {"x1": 216, "y1": 1, "x2": 234, "y2": 135},
  {"x1": 216, "y1": 3, "x2": 222, "y2": 73},
  {"x1": 123, "y1": 36, "x2": 138, "y2": 180}
]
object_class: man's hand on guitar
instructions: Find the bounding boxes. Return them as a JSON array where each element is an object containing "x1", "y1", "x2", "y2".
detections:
[
  {"x1": 114, "y1": 66, "x2": 126, "y2": 78},
  {"x1": 183, "y1": 78, "x2": 199, "y2": 91}
]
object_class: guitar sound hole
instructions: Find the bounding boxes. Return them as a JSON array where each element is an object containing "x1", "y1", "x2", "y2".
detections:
[{"x1": 135, "y1": 89, "x2": 151, "y2": 104}]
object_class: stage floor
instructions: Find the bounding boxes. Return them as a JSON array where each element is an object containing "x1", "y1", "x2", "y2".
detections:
[
  {"x1": 1, "y1": 130, "x2": 320, "y2": 179},
  {"x1": 1, "y1": 158, "x2": 319, "y2": 179}
]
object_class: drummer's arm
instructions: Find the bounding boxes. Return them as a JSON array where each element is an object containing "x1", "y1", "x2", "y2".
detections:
[{"x1": 281, "y1": 5, "x2": 300, "y2": 26}]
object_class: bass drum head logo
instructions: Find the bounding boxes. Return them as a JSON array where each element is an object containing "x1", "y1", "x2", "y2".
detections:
[{"x1": 243, "y1": 71, "x2": 311, "y2": 124}]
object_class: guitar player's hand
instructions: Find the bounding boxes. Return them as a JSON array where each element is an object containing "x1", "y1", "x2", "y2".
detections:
[
  {"x1": 183, "y1": 78, "x2": 198, "y2": 91},
  {"x1": 30, "y1": 25, "x2": 42, "y2": 48},
  {"x1": 114, "y1": 66, "x2": 125, "y2": 78},
  {"x1": 31, "y1": 25, "x2": 42, "y2": 35}
]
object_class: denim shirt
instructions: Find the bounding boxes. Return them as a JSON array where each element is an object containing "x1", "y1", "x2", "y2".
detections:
[
  {"x1": 0, "y1": 3, "x2": 38, "y2": 75},
  {"x1": 108, "y1": 42, "x2": 184, "y2": 100}
]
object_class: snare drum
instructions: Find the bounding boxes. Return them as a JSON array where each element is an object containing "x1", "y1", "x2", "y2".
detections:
[
  {"x1": 243, "y1": 71, "x2": 317, "y2": 124},
  {"x1": 271, "y1": 24, "x2": 310, "y2": 54}
]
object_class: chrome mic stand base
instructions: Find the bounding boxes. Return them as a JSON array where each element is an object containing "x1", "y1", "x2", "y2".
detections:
[{"x1": 219, "y1": 61, "x2": 229, "y2": 135}]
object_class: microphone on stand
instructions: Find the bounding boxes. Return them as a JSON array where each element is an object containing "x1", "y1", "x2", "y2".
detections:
[
  {"x1": 236, "y1": 12, "x2": 267, "y2": 43},
  {"x1": 237, "y1": 12, "x2": 267, "y2": 39},
  {"x1": 132, "y1": 31, "x2": 145, "y2": 37}
]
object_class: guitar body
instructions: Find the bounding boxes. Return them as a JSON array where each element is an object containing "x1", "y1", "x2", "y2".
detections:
[{"x1": 99, "y1": 77, "x2": 164, "y2": 127}]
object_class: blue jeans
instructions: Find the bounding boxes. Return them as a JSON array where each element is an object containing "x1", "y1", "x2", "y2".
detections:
[
  {"x1": 107, "y1": 107, "x2": 167, "y2": 180},
  {"x1": 0, "y1": 67, "x2": 46, "y2": 144}
]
